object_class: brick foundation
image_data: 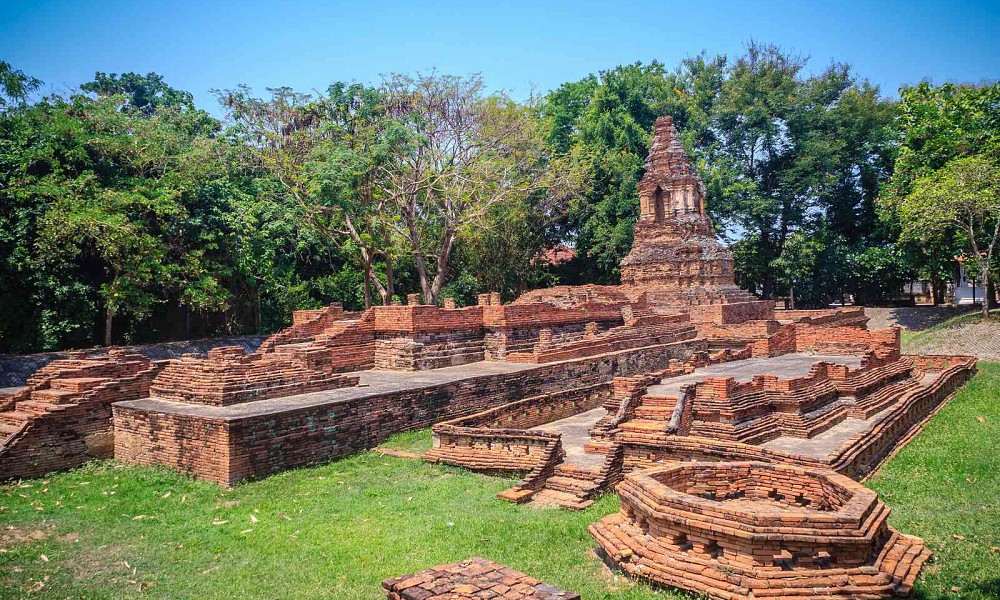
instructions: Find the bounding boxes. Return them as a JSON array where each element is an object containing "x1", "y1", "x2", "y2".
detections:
[
  {"x1": 0, "y1": 351, "x2": 163, "y2": 480},
  {"x1": 591, "y1": 461, "x2": 931, "y2": 600},
  {"x1": 383, "y1": 557, "x2": 580, "y2": 600},
  {"x1": 114, "y1": 339, "x2": 703, "y2": 485}
]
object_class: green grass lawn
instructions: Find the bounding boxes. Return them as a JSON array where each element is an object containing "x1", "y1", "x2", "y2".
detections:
[{"x1": 1, "y1": 364, "x2": 998, "y2": 600}]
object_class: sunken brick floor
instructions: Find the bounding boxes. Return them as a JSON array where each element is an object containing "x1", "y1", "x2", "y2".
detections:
[{"x1": 383, "y1": 557, "x2": 580, "y2": 600}]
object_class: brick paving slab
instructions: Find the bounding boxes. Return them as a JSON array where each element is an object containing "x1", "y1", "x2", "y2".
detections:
[
  {"x1": 116, "y1": 360, "x2": 537, "y2": 420},
  {"x1": 646, "y1": 353, "x2": 862, "y2": 398},
  {"x1": 383, "y1": 557, "x2": 580, "y2": 600},
  {"x1": 530, "y1": 408, "x2": 607, "y2": 468}
]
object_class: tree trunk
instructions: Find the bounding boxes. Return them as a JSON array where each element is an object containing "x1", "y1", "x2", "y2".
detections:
[
  {"x1": 982, "y1": 265, "x2": 991, "y2": 318},
  {"x1": 104, "y1": 308, "x2": 114, "y2": 347},
  {"x1": 789, "y1": 285, "x2": 796, "y2": 310},
  {"x1": 362, "y1": 259, "x2": 373, "y2": 310},
  {"x1": 429, "y1": 228, "x2": 457, "y2": 305},
  {"x1": 384, "y1": 254, "x2": 395, "y2": 305},
  {"x1": 252, "y1": 285, "x2": 261, "y2": 333},
  {"x1": 929, "y1": 274, "x2": 940, "y2": 306}
]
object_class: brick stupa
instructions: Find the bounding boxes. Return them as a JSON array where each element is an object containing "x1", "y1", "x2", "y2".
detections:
[{"x1": 620, "y1": 116, "x2": 760, "y2": 309}]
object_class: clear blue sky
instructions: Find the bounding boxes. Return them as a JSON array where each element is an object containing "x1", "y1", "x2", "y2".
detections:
[{"x1": 2, "y1": 0, "x2": 997, "y2": 113}]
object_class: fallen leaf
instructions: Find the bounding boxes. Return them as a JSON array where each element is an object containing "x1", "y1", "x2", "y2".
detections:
[
  {"x1": 249, "y1": 514, "x2": 258, "y2": 524},
  {"x1": 39, "y1": 555, "x2": 48, "y2": 563},
  {"x1": 977, "y1": 416, "x2": 985, "y2": 423},
  {"x1": 953, "y1": 534, "x2": 966, "y2": 541},
  {"x1": 212, "y1": 518, "x2": 229, "y2": 526},
  {"x1": 161, "y1": 492, "x2": 171, "y2": 499}
]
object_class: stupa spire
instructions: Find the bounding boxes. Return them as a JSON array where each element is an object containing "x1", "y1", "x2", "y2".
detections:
[{"x1": 636, "y1": 116, "x2": 706, "y2": 221}]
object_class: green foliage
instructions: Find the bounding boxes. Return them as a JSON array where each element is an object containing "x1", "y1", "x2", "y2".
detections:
[
  {"x1": 2, "y1": 56, "x2": 996, "y2": 352},
  {"x1": 881, "y1": 81, "x2": 1000, "y2": 303},
  {"x1": 440, "y1": 271, "x2": 481, "y2": 307},
  {"x1": 897, "y1": 155, "x2": 1000, "y2": 314},
  {"x1": 0, "y1": 60, "x2": 41, "y2": 108},
  {"x1": 846, "y1": 244, "x2": 911, "y2": 306}
]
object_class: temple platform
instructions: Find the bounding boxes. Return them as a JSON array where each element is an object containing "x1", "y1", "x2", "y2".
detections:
[{"x1": 113, "y1": 339, "x2": 701, "y2": 485}]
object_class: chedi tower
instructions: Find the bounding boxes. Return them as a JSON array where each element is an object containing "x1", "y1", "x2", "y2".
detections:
[{"x1": 620, "y1": 116, "x2": 758, "y2": 308}]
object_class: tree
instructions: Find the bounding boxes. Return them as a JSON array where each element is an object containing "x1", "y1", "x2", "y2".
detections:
[
  {"x1": 881, "y1": 82, "x2": 1000, "y2": 303},
  {"x1": 899, "y1": 156, "x2": 1000, "y2": 317},
  {"x1": 378, "y1": 73, "x2": 578, "y2": 304},
  {"x1": 220, "y1": 84, "x2": 397, "y2": 308},
  {"x1": 544, "y1": 46, "x2": 897, "y2": 295},
  {"x1": 541, "y1": 61, "x2": 680, "y2": 281},
  {"x1": 0, "y1": 61, "x2": 41, "y2": 108}
]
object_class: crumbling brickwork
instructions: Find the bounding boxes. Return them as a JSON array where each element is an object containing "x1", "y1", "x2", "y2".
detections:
[
  {"x1": 591, "y1": 461, "x2": 931, "y2": 600},
  {"x1": 619, "y1": 117, "x2": 763, "y2": 310},
  {"x1": 383, "y1": 557, "x2": 580, "y2": 600},
  {"x1": 114, "y1": 339, "x2": 702, "y2": 485},
  {"x1": 0, "y1": 350, "x2": 162, "y2": 480},
  {"x1": 149, "y1": 346, "x2": 359, "y2": 406}
]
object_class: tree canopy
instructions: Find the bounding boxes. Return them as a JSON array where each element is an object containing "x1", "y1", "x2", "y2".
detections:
[{"x1": 0, "y1": 53, "x2": 997, "y2": 353}]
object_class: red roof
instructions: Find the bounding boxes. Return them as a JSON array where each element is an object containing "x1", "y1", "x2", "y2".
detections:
[{"x1": 536, "y1": 245, "x2": 577, "y2": 265}]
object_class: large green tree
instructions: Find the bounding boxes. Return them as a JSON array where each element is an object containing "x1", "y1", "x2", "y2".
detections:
[
  {"x1": 881, "y1": 81, "x2": 1000, "y2": 306},
  {"x1": 898, "y1": 156, "x2": 1000, "y2": 317}
]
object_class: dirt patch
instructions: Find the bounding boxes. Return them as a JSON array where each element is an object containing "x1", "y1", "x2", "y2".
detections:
[
  {"x1": 71, "y1": 544, "x2": 126, "y2": 583},
  {"x1": 0, "y1": 525, "x2": 50, "y2": 550}
]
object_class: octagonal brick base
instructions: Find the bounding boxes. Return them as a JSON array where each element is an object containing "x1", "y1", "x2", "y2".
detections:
[{"x1": 590, "y1": 462, "x2": 932, "y2": 599}]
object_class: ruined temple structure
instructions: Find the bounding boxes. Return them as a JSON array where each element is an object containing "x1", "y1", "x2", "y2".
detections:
[
  {"x1": 383, "y1": 557, "x2": 580, "y2": 600},
  {"x1": 0, "y1": 115, "x2": 979, "y2": 600},
  {"x1": 620, "y1": 116, "x2": 764, "y2": 314},
  {"x1": 591, "y1": 462, "x2": 931, "y2": 599}
]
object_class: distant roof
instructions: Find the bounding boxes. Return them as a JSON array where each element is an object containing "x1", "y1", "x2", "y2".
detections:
[{"x1": 536, "y1": 245, "x2": 577, "y2": 265}]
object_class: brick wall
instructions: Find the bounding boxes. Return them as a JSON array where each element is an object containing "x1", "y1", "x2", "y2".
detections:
[
  {"x1": 149, "y1": 346, "x2": 359, "y2": 406},
  {"x1": 114, "y1": 339, "x2": 704, "y2": 485},
  {"x1": 0, "y1": 352, "x2": 163, "y2": 480}
]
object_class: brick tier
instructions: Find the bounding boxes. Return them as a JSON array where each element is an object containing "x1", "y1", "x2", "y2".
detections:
[{"x1": 591, "y1": 461, "x2": 931, "y2": 599}]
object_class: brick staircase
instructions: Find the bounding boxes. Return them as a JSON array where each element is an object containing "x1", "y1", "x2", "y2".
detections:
[
  {"x1": 618, "y1": 392, "x2": 678, "y2": 435},
  {"x1": 0, "y1": 353, "x2": 162, "y2": 481},
  {"x1": 529, "y1": 463, "x2": 603, "y2": 510}
]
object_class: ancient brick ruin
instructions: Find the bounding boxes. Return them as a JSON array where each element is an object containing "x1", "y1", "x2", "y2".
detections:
[
  {"x1": 620, "y1": 116, "x2": 764, "y2": 313},
  {"x1": 0, "y1": 114, "x2": 979, "y2": 600},
  {"x1": 590, "y1": 462, "x2": 930, "y2": 599},
  {"x1": 383, "y1": 558, "x2": 580, "y2": 600}
]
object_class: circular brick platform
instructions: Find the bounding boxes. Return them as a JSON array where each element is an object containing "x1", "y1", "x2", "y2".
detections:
[{"x1": 590, "y1": 461, "x2": 931, "y2": 599}]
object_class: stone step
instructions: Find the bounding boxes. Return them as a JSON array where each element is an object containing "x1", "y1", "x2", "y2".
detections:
[
  {"x1": 29, "y1": 388, "x2": 79, "y2": 405},
  {"x1": 554, "y1": 463, "x2": 601, "y2": 479},
  {"x1": 639, "y1": 394, "x2": 678, "y2": 408},
  {"x1": 543, "y1": 476, "x2": 599, "y2": 495},
  {"x1": 634, "y1": 405, "x2": 674, "y2": 419},
  {"x1": 583, "y1": 440, "x2": 613, "y2": 456},
  {"x1": 530, "y1": 489, "x2": 593, "y2": 511},
  {"x1": 618, "y1": 419, "x2": 668, "y2": 434},
  {"x1": 0, "y1": 420, "x2": 22, "y2": 437},
  {"x1": 0, "y1": 410, "x2": 30, "y2": 427},
  {"x1": 17, "y1": 400, "x2": 75, "y2": 416},
  {"x1": 49, "y1": 377, "x2": 109, "y2": 392}
]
